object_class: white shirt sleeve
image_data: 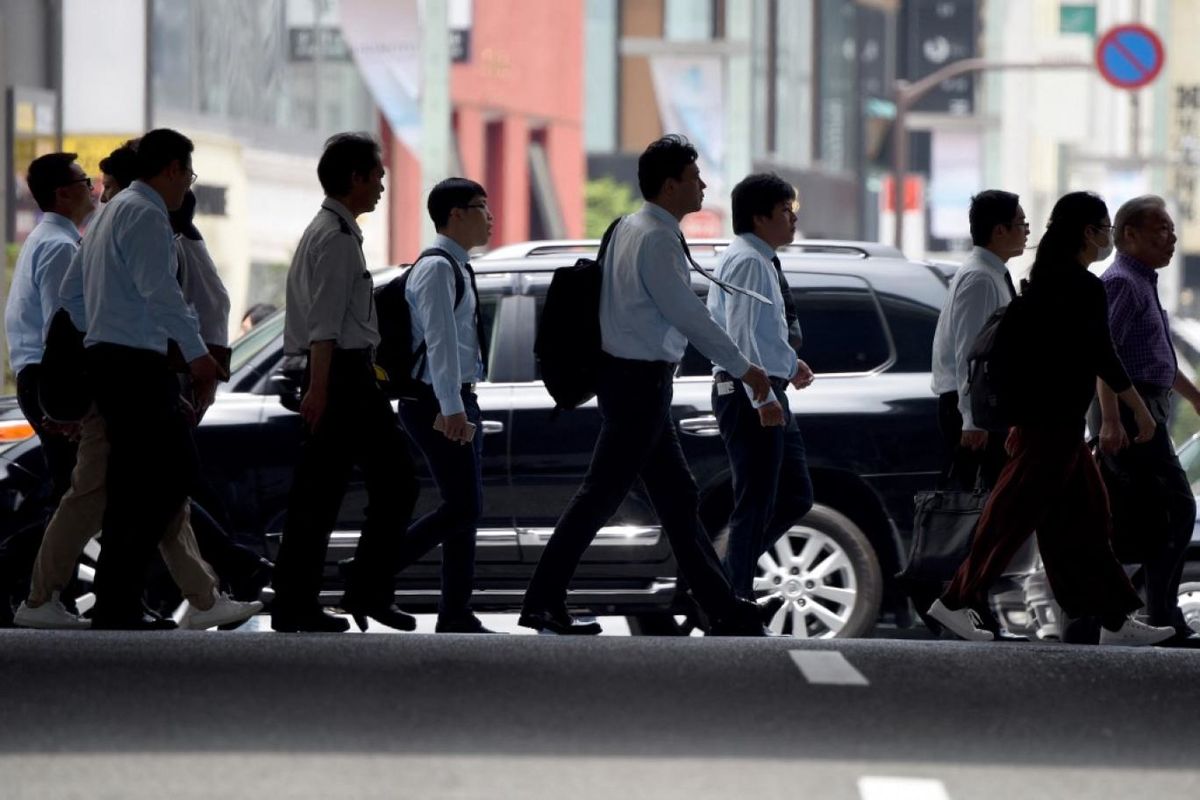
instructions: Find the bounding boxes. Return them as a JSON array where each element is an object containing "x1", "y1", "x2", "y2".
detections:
[
  {"x1": 950, "y1": 273, "x2": 1003, "y2": 430},
  {"x1": 407, "y1": 257, "x2": 465, "y2": 416},
  {"x1": 177, "y1": 238, "x2": 231, "y2": 346}
]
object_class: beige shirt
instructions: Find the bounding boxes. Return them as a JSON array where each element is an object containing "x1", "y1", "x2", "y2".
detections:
[{"x1": 284, "y1": 198, "x2": 378, "y2": 355}]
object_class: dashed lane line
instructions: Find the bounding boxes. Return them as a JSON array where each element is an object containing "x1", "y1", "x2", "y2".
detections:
[
  {"x1": 858, "y1": 776, "x2": 951, "y2": 800},
  {"x1": 788, "y1": 649, "x2": 869, "y2": 686}
]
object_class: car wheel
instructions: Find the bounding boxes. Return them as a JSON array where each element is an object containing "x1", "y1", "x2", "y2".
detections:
[
  {"x1": 71, "y1": 535, "x2": 100, "y2": 616},
  {"x1": 1179, "y1": 581, "x2": 1200, "y2": 635},
  {"x1": 753, "y1": 505, "x2": 882, "y2": 639}
]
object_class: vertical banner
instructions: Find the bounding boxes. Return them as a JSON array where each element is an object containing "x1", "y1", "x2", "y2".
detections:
[
  {"x1": 648, "y1": 55, "x2": 726, "y2": 234},
  {"x1": 339, "y1": 0, "x2": 422, "y2": 151},
  {"x1": 929, "y1": 129, "x2": 981, "y2": 242}
]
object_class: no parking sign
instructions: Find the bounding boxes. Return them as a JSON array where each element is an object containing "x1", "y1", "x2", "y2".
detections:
[{"x1": 1095, "y1": 24, "x2": 1165, "y2": 90}]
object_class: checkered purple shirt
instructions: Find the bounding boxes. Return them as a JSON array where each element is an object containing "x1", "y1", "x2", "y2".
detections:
[{"x1": 1102, "y1": 253, "x2": 1177, "y2": 389}]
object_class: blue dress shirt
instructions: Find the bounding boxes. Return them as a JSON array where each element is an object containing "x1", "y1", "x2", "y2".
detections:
[
  {"x1": 4, "y1": 213, "x2": 81, "y2": 374},
  {"x1": 61, "y1": 181, "x2": 205, "y2": 362}
]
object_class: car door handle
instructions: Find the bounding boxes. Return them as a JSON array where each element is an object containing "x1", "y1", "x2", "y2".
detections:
[
  {"x1": 481, "y1": 420, "x2": 505, "y2": 435},
  {"x1": 678, "y1": 415, "x2": 720, "y2": 436}
]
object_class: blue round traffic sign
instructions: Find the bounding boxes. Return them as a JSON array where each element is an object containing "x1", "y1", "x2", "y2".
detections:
[{"x1": 1096, "y1": 24, "x2": 1165, "y2": 90}]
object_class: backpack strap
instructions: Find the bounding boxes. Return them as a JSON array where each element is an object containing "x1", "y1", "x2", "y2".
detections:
[
  {"x1": 596, "y1": 216, "x2": 623, "y2": 266},
  {"x1": 408, "y1": 247, "x2": 467, "y2": 381}
]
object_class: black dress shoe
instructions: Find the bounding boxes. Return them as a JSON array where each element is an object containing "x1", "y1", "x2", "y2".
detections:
[
  {"x1": 518, "y1": 607, "x2": 602, "y2": 635},
  {"x1": 92, "y1": 612, "x2": 178, "y2": 631},
  {"x1": 709, "y1": 599, "x2": 771, "y2": 637},
  {"x1": 435, "y1": 613, "x2": 504, "y2": 634},
  {"x1": 339, "y1": 595, "x2": 417, "y2": 633},
  {"x1": 271, "y1": 607, "x2": 350, "y2": 633},
  {"x1": 229, "y1": 558, "x2": 274, "y2": 602}
]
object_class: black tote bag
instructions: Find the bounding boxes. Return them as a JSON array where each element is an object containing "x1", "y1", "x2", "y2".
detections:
[{"x1": 899, "y1": 473, "x2": 988, "y2": 583}]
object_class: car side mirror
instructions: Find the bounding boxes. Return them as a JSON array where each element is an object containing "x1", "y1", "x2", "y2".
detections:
[{"x1": 269, "y1": 370, "x2": 303, "y2": 413}]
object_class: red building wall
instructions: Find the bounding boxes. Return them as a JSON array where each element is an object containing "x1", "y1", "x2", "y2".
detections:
[{"x1": 388, "y1": 0, "x2": 585, "y2": 262}]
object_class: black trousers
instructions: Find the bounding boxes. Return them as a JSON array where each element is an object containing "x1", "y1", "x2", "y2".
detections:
[
  {"x1": 396, "y1": 385, "x2": 483, "y2": 617},
  {"x1": 712, "y1": 376, "x2": 813, "y2": 599},
  {"x1": 87, "y1": 344, "x2": 199, "y2": 623},
  {"x1": 1097, "y1": 386, "x2": 1194, "y2": 629},
  {"x1": 523, "y1": 353, "x2": 738, "y2": 620},
  {"x1": 273, "y1": 349, "x2": 419, "y2": 611},
  {"x1": 16, "y1": 364, "x2": 77, "y2": 504},
  {"x1": 937, "y1": 391, "x2": 1007, "y2": 490}
]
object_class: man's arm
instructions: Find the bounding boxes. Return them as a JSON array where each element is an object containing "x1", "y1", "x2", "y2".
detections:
[
  {"x1": 718, "y1": 254, "x2": 782, "y2": 409},
  {"x1": 178, "y1": 239, "x2": 232, "y2": 347},
  {"x1": 58, "y1": 247, "x2": 87, "y2": 332},
  {"x1": 1174, "y1": 369, "x2": 1200, "y2": 415},
  {"x1": 1096, "y1": 378, "x2": 1128, "y2": 454},
  {"x1": 300, "y1": 339, "x2": 335, "y2": 431},
  {"x1": 948, "y1": 272, "x2": 1002, "y2": 443},
  {"x1": 34, "y1": 241, "x2": 78, "y2": 341},
  {"x1": 123, "y1": 208, "x2": 206, "y2": 362},
  {"x1": 1103, "y1": 276, "x2": 1139, "y2": 352},
  {"x1": 407, "y1": 257, "x2": 471, "y2": 441}
]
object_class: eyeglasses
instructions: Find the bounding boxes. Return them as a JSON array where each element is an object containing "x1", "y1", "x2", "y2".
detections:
[
  {"x1": 1009, "y1": 220, "x2": 1031, "y2": 230},
  {"x1": 188, "y1": 171, "x2": 198, "y2": 186},
  {"x1": 63, "y1": 177, "x2": 93, "y2": 190},
  {"x1": 463, "y1": 202, "x2": 489, "y2": 212}
]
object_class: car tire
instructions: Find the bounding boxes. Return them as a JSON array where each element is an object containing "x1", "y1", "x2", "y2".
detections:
[{"x1": 749, "y1": 504, "x2": 883, "y2": 639}]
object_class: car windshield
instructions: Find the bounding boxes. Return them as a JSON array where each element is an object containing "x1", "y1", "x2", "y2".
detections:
[{"x1": 229, "y1": 309, "x2": 286, "y2": 376}]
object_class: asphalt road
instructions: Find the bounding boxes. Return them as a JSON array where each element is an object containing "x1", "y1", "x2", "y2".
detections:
[{"x1": 0, "y1": 629, "x2": 1197, "y2": 799}]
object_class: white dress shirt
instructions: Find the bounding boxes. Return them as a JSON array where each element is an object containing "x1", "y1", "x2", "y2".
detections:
[
  {"x1": 930, "y1": 246, "x2": 1014, "y2": 430},
  {"x1": 175, "y1": 236, "x2": 231, "y2": 346},
  {"x1": 4, "y1": 213, "x2": 80, "y2": 373}
]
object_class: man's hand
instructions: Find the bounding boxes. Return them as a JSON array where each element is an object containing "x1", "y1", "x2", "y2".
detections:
[
  {"x1": 790, "y1": 359, "x2": 815, "y2": 390},
  {"x1": 299, "y1": 385, "x2": 328, "y2": 432},
  {"x1": 757, "y1": 402, "x2": 786, "y2": 427},
  {"x1": 1132, "y1": 405, "x2": 1157, "y2": 444},
  {"x1": 188, "y1": 353, "x2": 221, "y2": 423},
  {"x1": 1098, "y1": 417, "x2": 1130, "y2": 455},
  {"x1": 437, "y1": 411, "x2": 472, "y2": 443},
  {"x1": 740, "y1": 364, "x2": 772, "y2": 404},
  {"x1": 960, "y1": 429, "x2": 988, "y2": 451}
]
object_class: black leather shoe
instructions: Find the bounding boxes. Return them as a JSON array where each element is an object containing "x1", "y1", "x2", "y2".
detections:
[
  {"x1": 271, "y1": 608, "x2": 350, "y2": 633},
  {"x1": 229, "y1": 558, "x2": 274, "y2": 602},
  {"x1": 518, "y1": 607, "x2": 602, "y2": 635},
  {"x1": 92, "y1": 612, "x2": 178, "y2": 631},
  {"x1": 709, "y1": 599, "x2": 771, "y2": 637},
  {"x1": 339, "y1": 595, "x2": 417, "y2": 633},
  {"x1": 435, "y1": 613, "x2": 504, "y2": 634}
]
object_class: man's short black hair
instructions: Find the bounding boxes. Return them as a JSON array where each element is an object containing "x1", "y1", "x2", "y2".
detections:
[
  {"x1": 99, "y1": 139, "x2": 140, "y2": 189},
  {"x1": 318, "y1": 132, "x2": 382, "y2": 197},
  {"x1": 137, "y1": 128, "x2": 194, "y2": 181},
  {"x1": 637, "y1": 134, "x2": 698, "y2": 200},
  {"x1": 26, "y1": 152, "x2": 80, "y2": 212},
  {"x1": 968, "y1": 190, "x2": 1021, "y2": 248},
  {"x1": 731, "y1": 173, "x2": 796, "y2": 235},
  {"x1": 242, "y1": 303, "x2": 278, "y2": 327},
  {"x1": 427, "y1": 177, "x2": 487, "y2": 229}
]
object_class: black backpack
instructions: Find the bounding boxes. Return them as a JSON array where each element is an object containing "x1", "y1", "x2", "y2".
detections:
[
  {"x1": 965, "y1": 293, "x2": 1029, "y2": 431},
  {"x1": 374, "y1": 247, "x2": 462, "y2": 399},
  {"x1": 534, "y1": 217, "x2": 622, "y2": 411}
]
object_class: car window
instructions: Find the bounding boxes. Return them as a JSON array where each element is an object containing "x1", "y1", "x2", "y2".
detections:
[
  {"x1": 229, "y1": 309, "x2": 286, "y2": 376},
  {"x1": 791, "y1": 286, "x2": 890, "y2": 374},
  {"x1": 876, "y1": 293, "x2": 937, "y2": 373}
]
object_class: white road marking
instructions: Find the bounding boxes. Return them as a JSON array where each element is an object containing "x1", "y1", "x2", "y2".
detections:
[
  {"x1": 789, "y1": 650, "x2": 869, "y2": 685},
  {"x1": 858, "y1": 776, "x2": 950, "y2": 800}
]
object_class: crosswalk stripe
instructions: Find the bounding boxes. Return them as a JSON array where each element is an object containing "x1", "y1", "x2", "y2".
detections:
[
  {"x1": 858, "y1": 776, "x2": 950, "y2": 800},
  {"x1": 788, "y1": 650, "x2": 869, "y2": 686}
]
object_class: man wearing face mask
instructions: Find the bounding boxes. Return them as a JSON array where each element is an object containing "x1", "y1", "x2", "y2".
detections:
[{"x1": 1094, "y1": 196, "x2": 1200, "y2": 644}]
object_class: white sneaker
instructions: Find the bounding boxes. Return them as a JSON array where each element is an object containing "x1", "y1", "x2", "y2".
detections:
[
  {"x1": 1099, "y1": 616, "x2": 1174, "y2": 647},
  {"x1": 177, "y1": 590, "x2": 263, "y2": 630},
  {"x1": 14, "y1": 591, "x2": 90, "y2": 630},
  {"x1": 927, "y1": 598, "x2": 995, "y2": 642}
]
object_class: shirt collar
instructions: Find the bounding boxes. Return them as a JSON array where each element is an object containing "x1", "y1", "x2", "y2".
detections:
[
  {"x1": 970, "y1": 246, "x2": 1008, "y2": 275},
  {"x1": 738, "y1": 233, "x2": 777, "y2": 262},
  {"x1": 320, "y1": 197, "x2": 363, "y2": 241},
  {"x1": 129, "y1": 180, "x2": 168, "y2": 216},
  {"x1": 431, "y1": 233, "x2": 471, "y2": 266},
  {"x1": 39, "y1": 212, "x2": 80, "y2": 240},
  {"x1": 643, "y1": 201, "x2": 682, "y2": 233},
  {"x1": 1114, "y1": 251, "x2": 1159, "y2": 284}
]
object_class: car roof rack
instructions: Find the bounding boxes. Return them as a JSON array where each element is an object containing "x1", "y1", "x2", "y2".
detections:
[{"x1": 480, "y1": 238, "x2": 902, "y2": 260}]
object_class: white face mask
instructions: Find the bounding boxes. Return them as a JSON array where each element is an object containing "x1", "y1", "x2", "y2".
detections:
[{"x1": 1093, "y1": 229, "x2": 1114, "y2": 261}]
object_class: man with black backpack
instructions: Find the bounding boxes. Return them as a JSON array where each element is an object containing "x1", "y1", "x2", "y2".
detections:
[
  {"x1": 520, "y1": 135, "x2": 773, "y2": 636},
  {"x1": 272, "y1": 133, "x2": 419, "y2": 633},
  {"x1": 384, "y1": 177, "x2": 497, "y2": 634}
]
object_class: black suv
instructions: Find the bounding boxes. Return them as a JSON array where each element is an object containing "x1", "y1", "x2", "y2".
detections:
[{"x1": 0, "y1": 238, "x2": 948, "y2": 638}]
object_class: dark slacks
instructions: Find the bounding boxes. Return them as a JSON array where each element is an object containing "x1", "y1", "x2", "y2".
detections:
[
  {"x1": 937, "y1": 391, "x2": 1007, "y2": 490},
  {"x1": 273, "y1": 349, "x2": 418, "y2": 611},
  {"x1": 16, "y1": 364, "x2": 77, "y2": 504},
  {"x1": 713, "y1": 377, "x2": 813, "y2": 599},
  {"x1": 1097, "y1": 386, "x2": 1194, "y2": 628},
  {"x1": 396, "y1": 386, "x2": 483, "y2": 617},
  {"x1": 87, "y1": 344, "x2": 199, "y2": 623},
  {"x1": 524, "y1": 353, "x2": 738, "y2": 620},
  {"x1": 943, "y1": 423, "x2": 1142, "y2": 626}
]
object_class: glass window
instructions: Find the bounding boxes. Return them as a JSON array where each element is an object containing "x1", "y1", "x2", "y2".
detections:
[
  {"x1": 877, "y1": 293, "x2": 938, "y2": 373},
  {"x1": 792, "y1": 286, "x2": 890, "y2": 374},
  {"x1": 230, "y1": 308, "x2": 286, "y2": 376}
]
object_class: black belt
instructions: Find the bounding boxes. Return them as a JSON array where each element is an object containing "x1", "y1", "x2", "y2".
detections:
[{"x1": 714, "y1": 370, "x2": 789, "y2": 392}]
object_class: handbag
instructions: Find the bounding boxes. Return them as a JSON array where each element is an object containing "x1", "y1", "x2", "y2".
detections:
[{"x1": 898, "y1": 468, "x2": 988, "y2": 584}]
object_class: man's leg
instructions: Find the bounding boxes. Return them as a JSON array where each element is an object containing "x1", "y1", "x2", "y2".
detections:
[
  {"x1": 157, "y1": 502, "x2": 218, "y2": 608},
  {"x1": 759, "y1": 393, "x2": 814, "y2": 560}
]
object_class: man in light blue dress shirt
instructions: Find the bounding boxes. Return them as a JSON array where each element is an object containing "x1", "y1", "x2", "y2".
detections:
[
  {"x1": 394, "y1": 177, "x2": 497, "y2": 634},
  {"x1": 707, "y1": 174, "x2": 815, "y2": 621},
  {"x1": 521, "y1": 135, "x2": 773, "y2": 636},
  {"x1": 60, "y1": 128, "x2": 222, "y2": 630},
  {"x1": 4, "y1": 153, "x2": 94, "y2": 503}
]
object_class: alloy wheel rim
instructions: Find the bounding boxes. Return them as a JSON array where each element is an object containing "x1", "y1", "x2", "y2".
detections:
[{"x1": 753, "y1": 525, "x2": 857, "y2": 638}]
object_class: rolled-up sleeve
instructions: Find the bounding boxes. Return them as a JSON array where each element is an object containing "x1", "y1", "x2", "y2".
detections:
[
  {"x1": 305, "y1": 233, "x2": 354, "y2": 345},
  {"x1": 407, "y1": 258, "x2": 464, "y2": 416},
  {"x1": 639, "y1": 232, "x2": 750, "y2": 377}
]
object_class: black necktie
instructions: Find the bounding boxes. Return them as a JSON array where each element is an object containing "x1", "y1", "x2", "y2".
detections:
[
  {"x1": 772, "y1": 256, "x2": 803, "y2": 352},
  {"x1": 462, "y1": 260, "x2": 489, "y2": 377},
  {"x1": 1003, "y1": 270, "x2": 1017, "y2": 300},
  {"x1": 678, "y1": 234, "x2": 772, "y2": 304}
]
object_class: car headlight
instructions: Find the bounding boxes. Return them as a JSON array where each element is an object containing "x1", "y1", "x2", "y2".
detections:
[{"x1": 0, "y1": 419, "x2": 36, "y2": 456}]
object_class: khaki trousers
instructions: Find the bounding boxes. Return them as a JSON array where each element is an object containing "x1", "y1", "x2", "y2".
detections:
[{"x1": 27, "y1": 404, "x2": 217, "y2": 608}]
